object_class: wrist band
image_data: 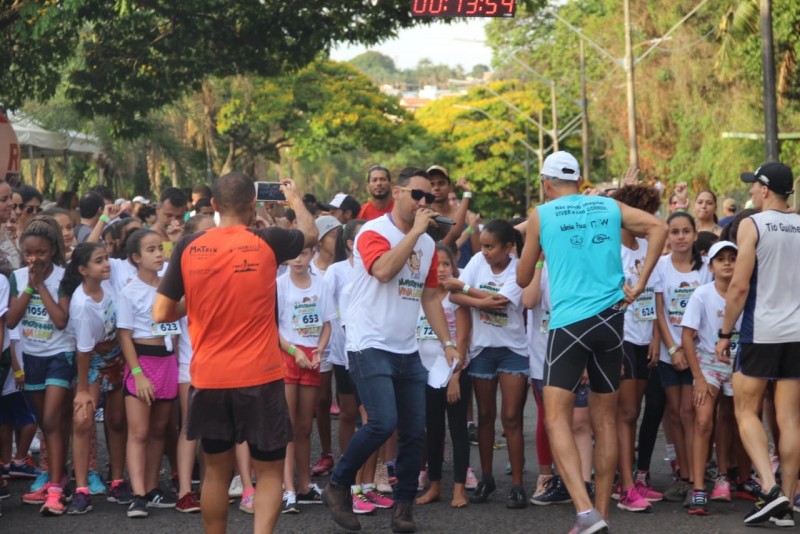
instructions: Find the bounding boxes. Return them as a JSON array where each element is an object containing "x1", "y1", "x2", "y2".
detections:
[
  {"x1": 131, "y1": 366, "x2": 142, "y2": 375},
  {"x1": 466, "y1": 226, "x2": 475, "y2": 235},
  {"x1": 100, "y1": 214, "x2": 111, "y2": 224},
  {"x1": 23, "y1": 286, "x2": 34, "y2": 295},
  {"x1": 462, "y1": 284, "x2": 471, "y2": 295},
  {"x1": 536, "y1": 261, "x2": 544, "y2": 269},
  {"x1": 462, "y1": 192, "x2": 473, "y2": 199},
  {"x1": 13, "y1": 370, "x2": 24, "y2": 379},
  {"x1": 288, "y1": 345, "x2": 297, "y2": 356},
  {"x1": 667, "y1": 346, "x2": 680, "y2": 357}
]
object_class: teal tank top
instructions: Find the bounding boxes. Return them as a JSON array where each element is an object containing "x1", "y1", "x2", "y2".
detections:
[{"x1": 538, "y1": 195, "x2": 625, "y2": 329}]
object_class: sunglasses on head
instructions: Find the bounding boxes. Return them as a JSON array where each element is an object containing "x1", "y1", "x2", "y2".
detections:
[{"x1": 398, "y1": 187, "x2": 435, "y2": 204}]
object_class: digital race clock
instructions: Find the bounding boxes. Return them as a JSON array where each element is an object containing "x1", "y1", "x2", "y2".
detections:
[{"x1": 411, "y1": 0, "x2": 516, "y2": 18}]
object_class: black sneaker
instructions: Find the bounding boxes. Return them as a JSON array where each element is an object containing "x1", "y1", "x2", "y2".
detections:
[
  {"x1": 297, "y1": 483, "x2": 323, "y2": 505},
  {"x1": 771, "y1": 509, "x2": 796, "y2": 528},
  {"x1": 467, "y1": 423, "x2": 478, "y2": 446},
  {"x1": 469, "y1": 477, "x2": 496, "y2": 504},
  {"x1": 282, "y1": 491, "x2": 299, "y2": 514},
  {"x1": 506, "y1": 485, "x2": 527, "y2": 509},
  {"x1": 107, "y1": 480, "x2": 134, "y2": 505},
  {"x1": 146, "y1": 488, "x2": 177, "y2": 508},
  {"x1": 744, "y1": 484, "x2": 790, "y2": 524},
  {"x1": 127, "y1": 495, "x2": 149, "y2": 518},
  {"x1": 66, "y1": 491, "x2": 93, "y2": 515},
  {"x1": 531, "y1": 475, "x2": 571, "y2": 505}
]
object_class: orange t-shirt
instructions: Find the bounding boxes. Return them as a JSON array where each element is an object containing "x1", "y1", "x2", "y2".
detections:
[
  {"x1": 158, "y1": 225, "x2": 304, "y2": 389},
  {"x1": 357, "y1": 200, "x2": 394, "y2": 221}
]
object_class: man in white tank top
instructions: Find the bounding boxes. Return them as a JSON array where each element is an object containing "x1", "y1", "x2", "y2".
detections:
[{"x1": 717, "y1": 162, "x2": 800, "y2": 525}]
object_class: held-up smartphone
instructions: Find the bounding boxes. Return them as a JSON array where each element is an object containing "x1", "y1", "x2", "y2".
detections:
[{"x1": 255, "y1": 181, "x2": 286, "y2": 202}]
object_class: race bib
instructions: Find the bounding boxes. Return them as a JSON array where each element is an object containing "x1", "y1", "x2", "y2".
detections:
[
  {"x1": 667, "y1": 286, "x2": 695, "y2": 325},
  {"x1": 293, "y1": 301, "x2": 321, "y2": 330},
  {"x1": 730, "y1": 332, "x2": 740, "y2": 356},
  {"x1": 22, "y1": 295, "x2": 54, "y2": 341},
  {"x1": 633, "y1": 290, "x2": 656, "y2": 322},
  {"x1": 416, "y1": 316, "x2": 437, "y2": 340},
  {"x1": 151, "y1": 321, "x2": 181, "y2": 336}
]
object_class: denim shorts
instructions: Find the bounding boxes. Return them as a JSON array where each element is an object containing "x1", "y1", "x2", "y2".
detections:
[
  {"x1": 657, "y1": 360, "x2": 693, "y2": 388},
  {"x1": 23, "y1": 352, "x2": 75, "y2": 391},
  {"x1": 468, "y1": 347, "x2": 529, "y2": 379}
]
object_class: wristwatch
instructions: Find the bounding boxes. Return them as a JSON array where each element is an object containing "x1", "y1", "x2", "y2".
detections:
[
  {"x1": 718, "y1": 329, "x2": 734, "y2": 339},
  {"x1": 443, "y1": 340, "x2": 457, "y2": 349}
]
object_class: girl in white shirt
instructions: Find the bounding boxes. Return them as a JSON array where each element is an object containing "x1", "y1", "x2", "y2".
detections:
[
  {"x1": 62, "y1": 242, "x2": 124, "y2": 514},
  {"x1": 118, "y1": 229, "x2": 181, "y2": 517},
  {"x1": 277, "y1": 247, "x2": 333, "y2": 512},
  {"x1": 654, "y1": 212, "x2": 711, "y2": 501},
  {"x1": 448, "y1": 219, "x2": 528, "y2": 508}
]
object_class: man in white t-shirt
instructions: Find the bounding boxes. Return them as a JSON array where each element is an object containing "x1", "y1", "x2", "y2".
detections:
[{"x1": 323, "y1": 167, "x2": 460, "y2": 533}]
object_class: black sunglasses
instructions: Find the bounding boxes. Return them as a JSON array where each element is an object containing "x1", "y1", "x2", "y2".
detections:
[
  {"x1": 23, "y1": 205, "x2": 42, "y2": 215},
  {"x1": 398, "y1": 187, "x2": 435, "y2": 204}
]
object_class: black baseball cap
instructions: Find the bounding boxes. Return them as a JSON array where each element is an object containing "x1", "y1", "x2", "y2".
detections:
[{"x1": 741, "y1": 162, "x2": 795, "y2": 196}]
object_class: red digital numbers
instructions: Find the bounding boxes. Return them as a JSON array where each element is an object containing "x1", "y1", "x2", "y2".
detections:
[
  {"x1": 410, "y1": 0, "x2": 514, "y2": 17},
  {"x1": 465, "y1": 0, "x2": 479, "y2": 15},
  {"x1": 485, "y1": 0, "x2": 498, "y2": 15}
]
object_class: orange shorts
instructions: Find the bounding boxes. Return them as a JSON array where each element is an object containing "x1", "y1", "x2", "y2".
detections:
[{"x1": 281, "y1": 345, "x2": 321, "y2": 387}]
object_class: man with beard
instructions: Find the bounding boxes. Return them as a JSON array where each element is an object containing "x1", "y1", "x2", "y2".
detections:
[{"x1": 358, "y1": 165, "x2": 394, "y2": 221}]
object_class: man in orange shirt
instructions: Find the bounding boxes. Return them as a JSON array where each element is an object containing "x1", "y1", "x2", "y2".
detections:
[
  {"x1": 154, "y1": 173, "x2": 317, "y2": 534},
  {"x1": 357, "y1": 164, "x2": 394, "y2": 220}
]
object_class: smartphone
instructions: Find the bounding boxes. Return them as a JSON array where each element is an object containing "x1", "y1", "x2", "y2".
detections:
[{"x1": 255, "y1": 181, "x2": 285, "y2": 202}]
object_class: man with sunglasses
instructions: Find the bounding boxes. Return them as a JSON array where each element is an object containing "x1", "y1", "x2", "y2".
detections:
[
  {"x1": 427, "y1": 165, "x2": 478, "y2": 267},
  {"x1": 357, "y1": 165, "x2": 394, "y2": 221},
  {"x1": 324, "y1": 167, "x2": 461, "y2": 533}
]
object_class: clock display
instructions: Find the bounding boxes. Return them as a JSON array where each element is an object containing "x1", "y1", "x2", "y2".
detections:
[{"x1": 411, "y1": 0, "x2": 516, "y2": 18}]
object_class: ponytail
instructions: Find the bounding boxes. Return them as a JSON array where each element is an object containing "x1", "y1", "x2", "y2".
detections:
[
  {"x1": 483, "y1": 219, "x2": 524, "y2": 257},
  {"x1": 59, "y1": 242, "x2": 105, "y2": 297}
]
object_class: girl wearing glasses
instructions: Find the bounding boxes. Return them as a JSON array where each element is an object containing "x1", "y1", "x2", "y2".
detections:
[{"x1": 14, "y1": 185, "x2": 43, "y2": 239}]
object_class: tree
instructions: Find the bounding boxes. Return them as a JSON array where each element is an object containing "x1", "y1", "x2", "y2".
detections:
[
  {"x1": 0, "y1": 0, "x2": 441, "y2": 136},
  {"x1": 349, "y1": 51, "x2": 399, "y2": 84}
]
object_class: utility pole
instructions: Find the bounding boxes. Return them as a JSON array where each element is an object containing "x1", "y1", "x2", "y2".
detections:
[
  {"x1": 551, "y1": 83, "x2": 559, "y2": 151},
  {"x1": 623, "y1": 0, "x2": 639, "y2": 169},
  {"x1": 538, "y1": 109, "x2": 545, "y2": 203},
  {"x1": 580, "y1": 40, "x2": 590, "y2": 182},
  {"x1": 525, "y1": 123, "x2": 531, "y2": 211},
  {"x1": 760, "y1": 0, "x2": 779, "y2": 161}
]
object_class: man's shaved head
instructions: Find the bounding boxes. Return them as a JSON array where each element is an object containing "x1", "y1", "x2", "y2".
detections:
[{"x1": 212, "y1": 172, "x2": 255, "y2": 214}]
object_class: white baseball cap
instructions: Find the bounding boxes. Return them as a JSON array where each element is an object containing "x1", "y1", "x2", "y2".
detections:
[
  {"x1": 708, "y1": 240, "x2": 737, "y2": 261},
  {"x1": 541, "y1": 151, "x2": 581, "y2": 181}
]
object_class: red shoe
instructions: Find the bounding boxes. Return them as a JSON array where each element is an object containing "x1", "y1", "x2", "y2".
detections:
[
  {"x1": 311, "y1": 454, "x2": 335, "y2": 477},
  {"x1": 176, "y1": 491, "x2": 201, "y2": 513},
  {"x1": 330, "y1": 401, "x2": 340, "y2": 416},
  {"x1": 40, "y1": 486, "x2": 66, "y2": 516}
]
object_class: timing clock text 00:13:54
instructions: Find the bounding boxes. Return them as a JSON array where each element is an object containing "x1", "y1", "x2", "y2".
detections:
[{"x1": 410, "y1": 0, "x2": 516, "y2": 18}]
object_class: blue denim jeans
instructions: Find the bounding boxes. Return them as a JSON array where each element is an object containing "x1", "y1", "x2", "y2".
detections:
[{"x1": 331, "y1": 348, "x2": 427, "y2": 503}]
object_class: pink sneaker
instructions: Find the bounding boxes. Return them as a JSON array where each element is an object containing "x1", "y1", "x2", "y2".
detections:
[
  {"x1": 710, "y1": 476, "x2": 731, "y2": 502},
  {"x1": 352, "y1": 490, "x2": 376, "y2": 514},
  {"x1": 617, "y1": 487, "x2": 652, "y2": 513},
  {"x1": 330, "y1": 401, "x2": 340, "y2": 416},
  {"x1": 23, "y1": 482, "x2": 50, "y2": 505},
  {"x1": 363, "y1": 489, "x2": 393, "y2": 509},
  {"x1": 311, "y1": 454, "x2": 335, "y2": 477},
  {"x1": 40, "y1": 486, "x2": 66, "y2": 516},
  {"x1": 634, "y1": 480, "x2": 663, "y2": 502}
]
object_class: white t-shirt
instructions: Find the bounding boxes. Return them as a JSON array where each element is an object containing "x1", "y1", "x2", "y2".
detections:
[
  {"x1": 109, "y1": 257, "x2": 168, "y2": 294},
  {"x1": 0, "y1": 277, "x2": 16, "y2": 396},
  {"x1": 117, "y1": 276, "x2": 180, "y2": 349},
  {"x1": 346, "y1": 215, "x2": 438, "y2": 354},
  {"x1": 323, "y1": 259, "x2": 356, "y2": 367},
  {"x1": 681, "y1": 282, "x2": 742, "y2": 356},
  {"x1": 527, "y1": 263, "x2": 550, "y2": 381},
  {"x1": 654, "y1": 254, "x2": 711, "y2": 362},
  {"x1": 177, "y1": 316, "x2": 193, "y2": 368},
  {"x1": 621, "y1": 238, "x2": 658, "y2": 345},
  {"x1": 68, "y1": 281, "x2": 117, "y2": 353},
  {"x1": 417, "y1": 294, "x2": 458, "y2": 372},
  {"x1": 459, "y1": 253, "x2": 527, "y2": 360},
  {"x1": 277, "y1": 271, "x2": 334, "y2": 347},
  {"x1": 10, "y1": 265, "x2": 74, "y2": 357}
]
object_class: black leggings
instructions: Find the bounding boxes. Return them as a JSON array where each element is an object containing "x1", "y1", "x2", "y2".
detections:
[
  {"x1": 636, "y1": 367, "x2": 666, "y2": 471},
  {"x1": 425, "y1": 372, "x2": 471, "y2": 483}
]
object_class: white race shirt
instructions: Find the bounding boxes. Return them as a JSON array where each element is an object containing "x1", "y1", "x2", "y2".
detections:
[
  {"x1": 10, "y1": 265, "x2": 74, "y2": 357},
  {"x1": 109, "y1": 257, "x2": 168, "y2": 294},
  {"x1": 323, "y1": 259, "x2": 356, "y2": 367},
  {"x1": 68, "y1": 281, "x2": 117, "y2": 353},
  {"x1": 682, "y1": 282, "x2": 742, "y2": 356},
  {"x1": 277, "y1": 271, "x2": 334, "y2": 347},
  {"x1": 417, "y1": 294, "x2": 458, "y2": 372},
  {"x1": 117, "y1": 276, "x2": 180, "y2": 350},
  {"x1": 621, "y1": 238, "x2": 659, "y2": 345}
]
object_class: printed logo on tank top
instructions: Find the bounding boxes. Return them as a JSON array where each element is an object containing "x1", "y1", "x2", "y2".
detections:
[
  {"x1": 398, "y1": 249, "x2": 424, "y2": 301},
  {"x1": 477, "y1": 281, "x2": 508, "y2": 327},
  {"x1": 764, "y1": 221, "x2": 800, "y2": 234}
]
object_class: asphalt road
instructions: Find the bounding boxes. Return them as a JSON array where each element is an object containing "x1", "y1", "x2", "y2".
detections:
[{"x1": 1, "y1": 394, "x2": 761, "y2": 533}]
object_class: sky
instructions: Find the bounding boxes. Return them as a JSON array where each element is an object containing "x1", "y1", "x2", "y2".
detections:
[{"x1": 330, "y1": 19, "x2": 494, "y2": 70}]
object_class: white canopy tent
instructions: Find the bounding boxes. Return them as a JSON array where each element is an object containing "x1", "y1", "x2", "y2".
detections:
[{"x1": 7, "y1": 111, "x2": 103, "y2": 159}]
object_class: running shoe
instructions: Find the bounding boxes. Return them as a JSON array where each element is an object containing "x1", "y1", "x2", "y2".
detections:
[
  {"x1": 23, "y1": 482, "x2": 50, "y2": 505},
  {"x1": 710, "y1": 476, "x2": 731, "y2": 502},
  {"x1": 634, "y1": 480, "x2": 663, "y2": 502},
  {"x1": 66, "y1": 491, "x2": 93, "y2": 515},
  {"x1": 507, "y1": 485, "x2": 527, "y2": 509},
  {"x1": 29, "y1": 471, "x2": 49, "y2": 493},
  {"x1": 9, "y1": 456, "x2": 40, "y2": 479},
  {"x1": 87, "y1": 470, "x2": 107, "y2": 495},
  {"x1": 744, "y1": 485, "x2": 790, "y2": 525},
  {"x1": 352, "y1": 490, "x2": 375, "y2": 514},
  {"x1": 687, "y1": 490, "x2": 708, "y2": 516},
  {"x1": 127, "y1": 495, "x2": 149, "y2": 518},
  {"x1": 531, "y1": 475, "x2": 571, "y2": 506},
  {"x1": 469, "y1": 477, "x2": 497, "y2": 504},
  {"x1": 634, "y1": 470, "x2": 652, "y2": 487},
  {"x1": 611, "y1": 482, "x2": 621, "y2": 500},
  {"x1": 107, "y1": 480, "x2": 133, "y2": 504},
  {"x1": 297, "y1": 483, "x2": 323, "y2": 504},
  {"x1": 363, "y1": 489, "x2": 393, "y2": 509},
  {"x1": 568, "y1": 508, "x2": 608, "y2": 534},
  {"x1": 176, "y1": 491, "x2": 201, "y2": 513},
  {"x1": 467, "y1": 423, "x2": 478, "y2": 446},
  {"x1": 771, "y1": 509, "x2": 796, "y2": 528},
  {"x1": 736, "y1": 476, "x2": 761, "y2": 501},
  {"x1": 228, "y1": 474, "x2": 244, "y2": 498},
  {"x1": 281, "y1": 490, "x2": 299, "y2": 514},
  {"x1": 146, "y1": 488, "x2": 177, "y2": 508},
  {"x1": 417, "y1": 470, "x2": 428, "y2": 492},
  {"x1": 465, "y1": 467, "x2": 479, "y2": 491},
  {"x1": 618, "y1": 486, "x2": 652, "y2": 513},
  {"x1": 40, "y1": 485, "x2": 66, "y2": 516},
  {"x1": 375, "y1": 462, "x2": 393, "y2": 494},
  {"x1": 330, "y1": 401, "x2": 340, "y2": 416},
  {"x1": 240, "y1": 488, "x2": 255, "y2": 514},
  {"x1": 311, "y1": 453, "x2": 335, "y2": 477},
  {"x1": 663, "y1": 479, "x2": 691, "y2": 502},
  {"x1": 94, "y1": 407, "x2": 104, "y2": 422},
  {"x1": 532, "y1": 474, "x2": 553, "y2": 500}
]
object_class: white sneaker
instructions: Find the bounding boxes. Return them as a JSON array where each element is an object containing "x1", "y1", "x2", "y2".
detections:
[
  {"x1": 374, "y1": 462, "x2": 392, "y2": 494},
  {"x1": 465, "y1": 467, "x2": 479, "y2": 491},
  {"x1": 29, "y1": 435, "x2": 41, "y2": 454},
  {"x1": 228, "y1": 475, "x2": 244, "y2": 498}
]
